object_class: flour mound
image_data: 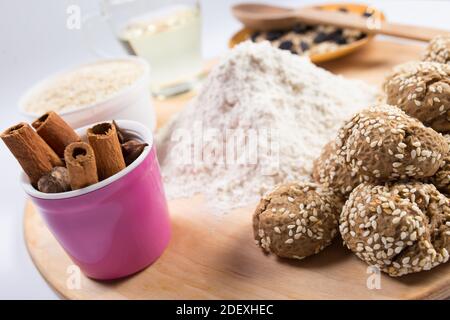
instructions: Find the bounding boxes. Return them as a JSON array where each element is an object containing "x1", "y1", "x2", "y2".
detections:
[{"x1": 157, "y1": 41, "x2": 377, "y2": 213}]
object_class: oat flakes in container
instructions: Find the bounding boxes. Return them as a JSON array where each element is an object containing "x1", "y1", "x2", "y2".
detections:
[{"x1": 19, "y1": 57, "x2": 156, "y2": 131}]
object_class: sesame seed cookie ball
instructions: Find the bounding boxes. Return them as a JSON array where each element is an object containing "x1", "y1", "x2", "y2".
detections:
[
  {"x1": 423, "y1": 35, "x2": 450, "y2": 65},
  {"x1": 383, "y1": 61, "x2": 450, "y2": 132},
  {"x1": 253, "y1": 181, "x2": 342, "y2": 260},
  {"x1": 340, "y1": 182, "x2": 450, "y2": 277},
  {"x1": 336, "y1": 104, "x2": 448, "y2": 182},
  {"x1": 312, "y1": 141, "x2": 364, "y2": 197},
  {"x1": 429, "y1": 134, "x2": 450, "y2": 194}
]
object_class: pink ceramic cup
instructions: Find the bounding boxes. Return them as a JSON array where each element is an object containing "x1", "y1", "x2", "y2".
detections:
[{"x1": 22, "y1": 120, "x2": 171, "y2": 280}]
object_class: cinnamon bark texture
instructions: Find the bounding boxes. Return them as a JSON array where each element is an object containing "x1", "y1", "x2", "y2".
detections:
[
  {"x1": 1, "y1": 123, "x2": 63, "y2": 185},
  {"x1": 32, "y1": 111, "x2": 80, "y2": 157},
  {"x1": 64, "y1": 142, "x2": 99, "y2": 190},
  {"x1": 87, "y1": 122, "x2": 125, "y2": 180}
]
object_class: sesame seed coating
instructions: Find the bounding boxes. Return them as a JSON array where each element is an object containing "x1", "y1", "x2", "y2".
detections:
[
  {"x1": 340, "y1": 182, "x2": 450, "y2": 277},
  {"x1": 428, "y1": 134, "x2": 450, "y2": 194},
  {"x1": 335, "y1": 104, "x2": 448, "y2": 182},
  {"x1": 383, "y1": 61, "x2": 450, "y2": 132},
  {"x1": 423, "y1": 35, "x2": 450, "y2": 65},
  {"x1": 312, "y1": 141, "x2": 364, "y2": 197},
  {"x1": 253, "y1": 181, "x2": 342, "y2": 259}
]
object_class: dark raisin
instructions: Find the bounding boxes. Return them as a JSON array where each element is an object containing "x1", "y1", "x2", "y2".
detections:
[
  {"x1": 338, "y1": 7, "x2": 348, "y2": 13},
  {"x1": 300, "y1": 41, "x2": 310, "y2": 52},
  {"x1": 265, "y1": 30, "x2": 285, "y2": 41},
  {"x1": 293, "y1": 24, "x2": 311, "y2": 34},
  {"x1": 313, "y1": 32, "x2": 329, "y2": 44},
  {"x1": 356, "y1": 33, "x2": 367, "y2": 40},
  {"x1": 362, "y1": 11, "x2": 374, "y2": 17},
  {"x1": 279, "y1": 40, "x2": 293, "y2": 51},
  {"x1": 334, "y1": 36, "x2": 348, "y2": 45},
  {"x1": 329, "y1": 28, "x2": 343, "y2": 37},
  {"x1": 327, "y1": 29, "x2": 346, "y2": 44},
  {"x1": 250, "y1": 31, "x2": 261, "y2": 42}
]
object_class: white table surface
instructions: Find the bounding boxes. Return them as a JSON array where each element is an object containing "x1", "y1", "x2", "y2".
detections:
[{"x1": 0, "y1": 0, "x2": 449, "y2": 299}]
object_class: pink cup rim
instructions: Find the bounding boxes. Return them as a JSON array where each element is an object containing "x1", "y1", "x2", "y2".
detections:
[{"x1": 22, "y1": 119, "x2": 153, "y2": 200}]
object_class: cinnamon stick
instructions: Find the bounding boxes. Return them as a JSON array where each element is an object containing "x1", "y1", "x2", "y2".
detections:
[
  {"x1": 1, "y1": 123, "x2": 63, "y2": 185},
  {"x1": 32, "y1": 111, "x2": 80, "y2": 158},
  {"x1": 87, "y1": 122, "x2": 125, "y2": 180},
  {"x1": 64, "y1": 142, "x2": 99, "y2": 190}
]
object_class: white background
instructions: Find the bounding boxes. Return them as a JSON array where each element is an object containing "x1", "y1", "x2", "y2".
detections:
[{"x1": 0, "y1": 0, "x2": 449, "y2": 299}]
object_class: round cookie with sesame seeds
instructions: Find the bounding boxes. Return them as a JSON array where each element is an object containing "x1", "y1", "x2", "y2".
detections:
[
  {"x1": 340, "y1": 182, "x2": 450, "y2": 277},
  {"x1": 423, "y1": 35, "x2": 450, "y2": 65},
  {"x1": 335, "y1": 104, "x2": 448, "y2": 182},
  {"x1": 383, "y1": 61, "x2": 450, "y2": 132},
  {"x1": 253, "y1": 181, "x2": 342, "y2": 260},
  {"x1": 429, "y1": 134, "x2": 450, "y2": 195},
  {"x1": 312, "y1": 140, "x2": 365, "y2": 198}
]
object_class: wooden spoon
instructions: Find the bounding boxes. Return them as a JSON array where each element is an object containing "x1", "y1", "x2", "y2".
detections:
[{"x1": 232, "y1": 3, "x2": 450, "y2": 42}]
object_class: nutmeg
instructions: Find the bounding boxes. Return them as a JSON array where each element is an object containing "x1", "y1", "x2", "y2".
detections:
[
  {"x1": 37, "y1": 166, "x2": 71, "y2": 193},
  {"x1": 122, "y1": 140, "x2": 148, "y2": 166}
]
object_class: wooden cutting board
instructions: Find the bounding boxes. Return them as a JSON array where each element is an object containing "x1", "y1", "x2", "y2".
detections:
[{"x1": 23, "y1": 40, "x2": 450, "y2": 300}]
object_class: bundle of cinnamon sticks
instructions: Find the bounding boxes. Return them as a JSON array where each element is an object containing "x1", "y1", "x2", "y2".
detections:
[{"x1": 1, "y1": 112, "x2": 148, "y2": 193}]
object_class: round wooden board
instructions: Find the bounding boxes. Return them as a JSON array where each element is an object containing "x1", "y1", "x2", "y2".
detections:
[
  {"x1": 24, "y1": 40, "x2": 450, "y2": 299},
  {"x1": 23, "y1": 198, "x2": 450, "y2": 300}
]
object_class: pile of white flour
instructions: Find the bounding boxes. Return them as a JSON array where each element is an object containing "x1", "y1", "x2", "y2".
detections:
[{"x1": 157, "y1": 41, "x2": 377, "y2": 213}]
